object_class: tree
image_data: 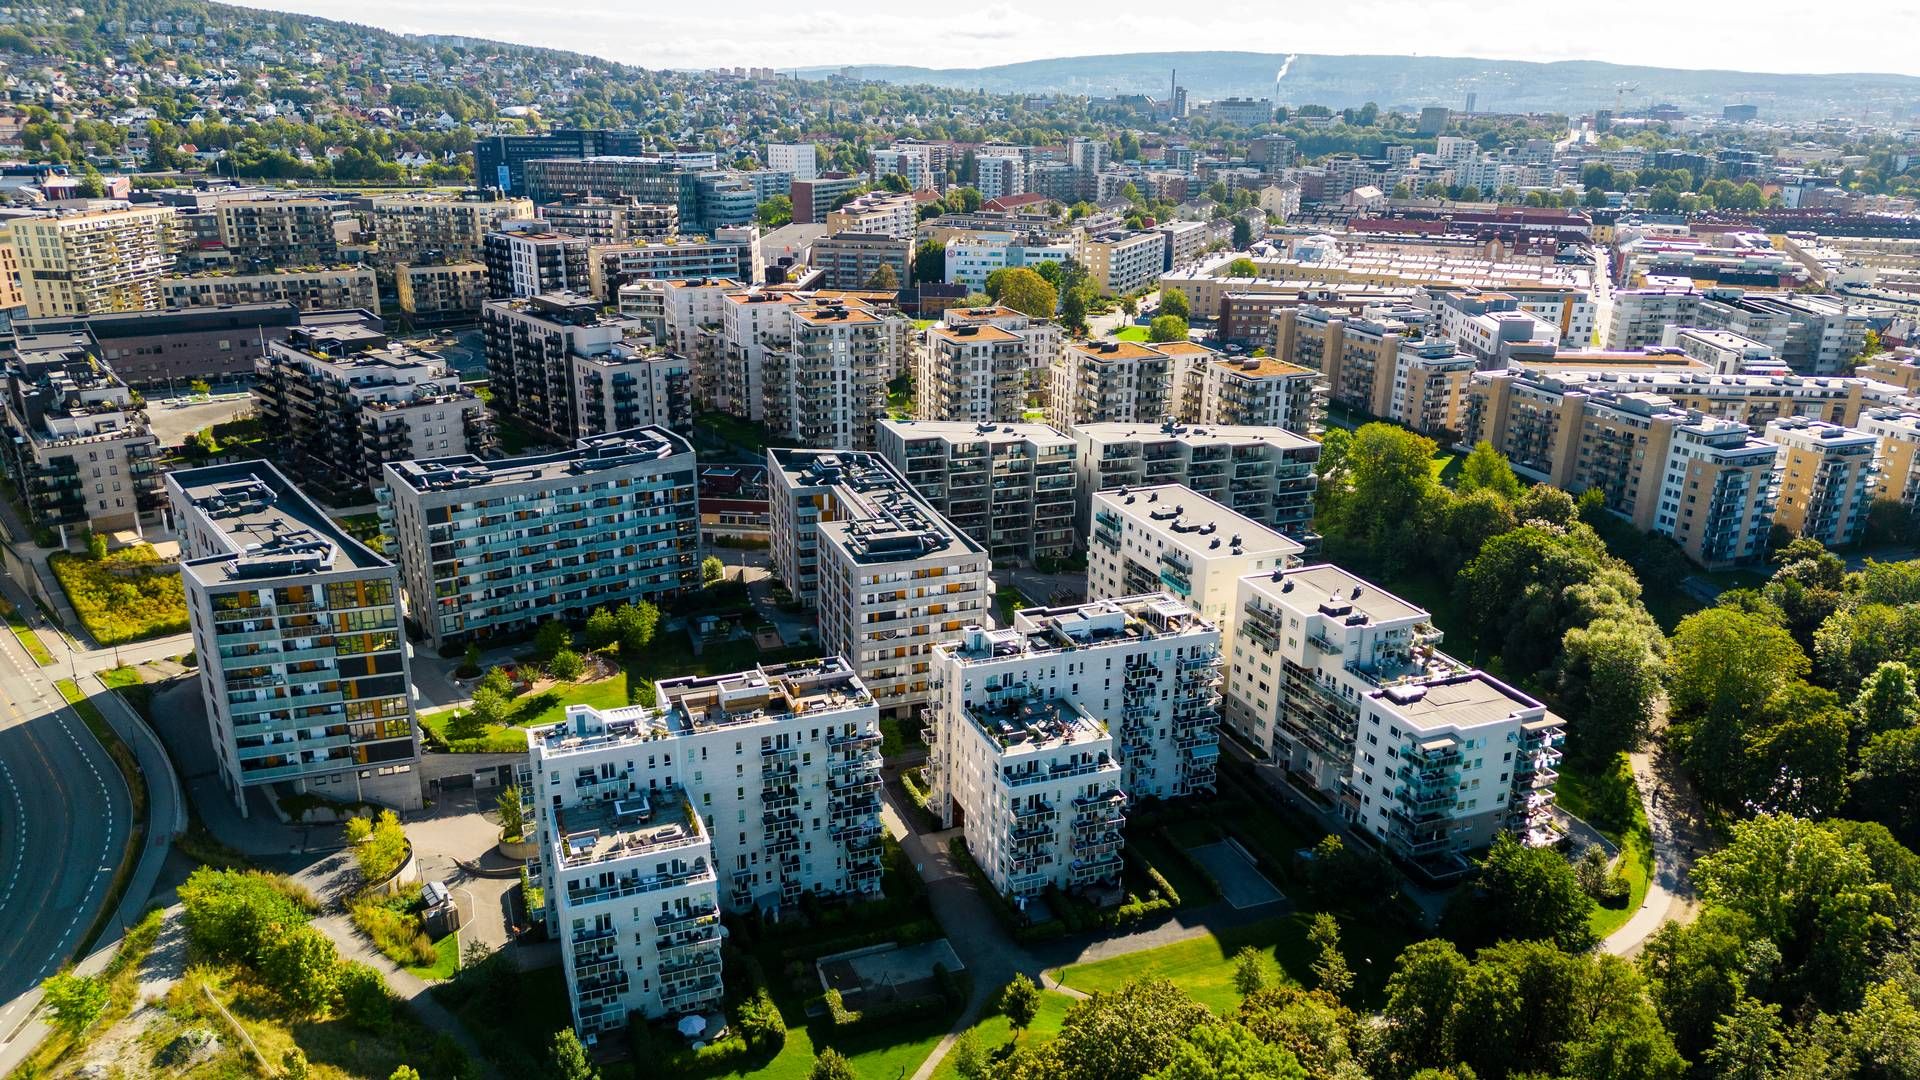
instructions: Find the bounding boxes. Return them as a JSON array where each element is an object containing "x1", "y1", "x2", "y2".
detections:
[
  {"x1": 1449, "y1": 832, "x2": 1595, "y2": 951},
  {"x1": 1691, "y1": 814, "x2": 1896, "y2": 1010},
  {"x1": 1307, "y1": 913, "x2": 1353, "y2": 999},
  {"x1": 951, "y1": 1030, "x2": 987, "y2": 1079},
  {"x1": 1321, "y1": 423, "x2": 1444, "y2": 574},
  {"x1": 1744, "y1": 683, "x2": 1851, "y2": 817},
  {"x1": 1514, "y1": 483, "x2": 1577, "y2": 527},
  {"x1": 1061, "y1": 288, "x2": 1089, "y2": 335},
  {"x1": 1433, "y1": 488, "x2": 1517, "y2": 573},
  {"x1": 1668, "y1": 608, "x2": 1811, "y2": 808},
  {"x1": 1148, "y1": 314, "x2": 1189, "y2": 343},
  {"x1": 1314, "y1": 427, "x2": 1350, "y2": 479},
  {"x1": 344, "y1": 810, "x2": 409, "y2": 885},
  {"x1": 585, "y1": 607, "x2": 618, "y2": 650},
  {"x1": 914, "y1": 238, "x2": 946, "y2": 283},
  {"x1": 1557, "y1": 618, "x2": 1666, "y2": 761},
  {"x1": 701, "y1": 555, "x2": 725, "y2": 586},
  {"x1": 808, "y1": 1047, "x2": 854, "y2": 1080},
  {"x1": 1704, "y1": 995, "x2": 1789, "y2": 1080},
  {"x1": 615, "y1": 601, "x2": 660, "y2": 657},
  {"x1": 188, "y1": 377, "x2": 211, "y2": 395},
  {"x1": 1002, "y1": 972, "x2": 1041, "y2": 1031},
  {"x1": 754, "y1": 194, "x2": 791, "y2": 227},
  {"x1": 1854, "y1": 661, "x2": 1920, "y2": 738},
  {"x1": 547, "y1": 647, "x2": 585, "y2": 681},
  {"x1": 533, "y1": 619, "x2": 570, "y2": 660},
  {"x1": 1231, "y1": 216, "x2": 1255, "y2": 248},
  {"x1": 260, "y1": 924, "x2": 339, "y2": 1015},
  {"x1": 337, "y1": 960, "x2": 394, "y2": 1031},
  {"x1": 1160, "y1": 287, "x2": 1191, "y2": 321},
  {"x1": 41, "y1": 971, "x2": 108, "y2": 1034},
  {"x1": 390, "y1": 1068, "x2": 422, "y2": 1080},
  {"x1": 1456, "y1": 441, "x2": 1522, "y2": 500},
  {"x1": 551, "y1": 1028, "x2": 601, "y2": 1080},
  {"x1": 864, "y1": 262, "x2": 900, "y2": 290},
  {"x1": 1149, "y1": 1023, "x2": 1307, "y2": 1080},
  {"x1": 1231, "y1": 945, "x2": 1270, "y2": 997},
  {"x1": 997, "y1": 268, "x2": 1058, "y2": 320},
  {"x1": 496, "y1": 784, "x2": 526, "y2": 842},
  {"x1": 1225, "y1": 257, "x2": 1258, "y2": 277},
  {"x1": 1051, "y1": 979, "x2": 1215, "y2": 1080},
  {"x1": 1638, "y1": 907, "x2": 1757, "y2": 1062},
  {"x1": 449, "y1": 684, "x2": 509, "y2": 741},
  {"x1": 1853, "y1": 727, "x2": 1920, "y2": 842},
  {"x1": 86, "y1": 529, "x2": 107, "y2": 560},
  {"x1": 738, "y1": 986, "x2": 786, "y2": 1051}
]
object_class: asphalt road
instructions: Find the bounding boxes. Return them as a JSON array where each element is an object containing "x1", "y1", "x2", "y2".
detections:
[{"x1": 0, "y1": 614, "x2": 131, "y2": 1034}]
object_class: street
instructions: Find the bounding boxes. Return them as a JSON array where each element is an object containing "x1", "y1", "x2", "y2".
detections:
[{"x1": 0, "y1": 591, "x2": 132, "y2": 1036}]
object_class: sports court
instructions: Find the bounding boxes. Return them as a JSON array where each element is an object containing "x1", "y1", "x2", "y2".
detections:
[{"x1": 1187, "y1": 839, "x2": 1284, "y2": 909}]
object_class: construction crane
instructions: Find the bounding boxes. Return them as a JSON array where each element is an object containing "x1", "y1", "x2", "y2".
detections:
[{"x1": 1615, "y1": 82, "x2": 1640, "y2": 118}]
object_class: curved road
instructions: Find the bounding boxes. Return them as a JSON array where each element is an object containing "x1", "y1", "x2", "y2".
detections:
[{"x1": 0, "y1": 614, "x2": 131, "y2": 1037}]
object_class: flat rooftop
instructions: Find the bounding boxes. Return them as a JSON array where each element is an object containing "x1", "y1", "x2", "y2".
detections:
[
  {"x1": 1374, "y1": 671, "x2": 1541, "y2": 732},
  {"x1": 772, "y1": 449, "x2": 983, "y2": 562},
  {"x1": 1207, "y1": 355, "x2": 1316, "y2": 378},
  {"x1": 551, "y1": 787, "x2": 707, "y2": 871},
  {"x1": 879, "y1": 419, "x2": 1072, "y2": 448},
  {"x1": 1076, "y1": 422, "x2": 1318, "y2": 452},
  {"x1": 1096, "y1": 484, "x2": 1305, "y2": 561},
  {"x1": 385, "y1": 426, "x2": 691, "y2": 495},
  {"x1": 964, "y1": 694, "x2": 1109, "y2": 751},
  {"x1": 930, "y1": 323, "x2": 1020, "y2": 344},
  {"x1": 174, "y1": 461, "x2": 387, "y2": 584},
  {"x1": 1261, "y1": 564, "x2": 1429, "y2": 625},
  {"x1": 531, "y1": 658, "x2": 874, "y2": 755},
  {"x1": 944, "y1": 593, "x2": 1214, "y2": 663}
]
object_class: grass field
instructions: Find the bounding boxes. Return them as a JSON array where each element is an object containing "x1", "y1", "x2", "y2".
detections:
[
  {"x1": 1055, "y1": 909, "x2": 1414, "y2": 1013},
  {"x1": 1112, "y1": 325, "x2": 1150, "y2": 341},
  {"x1": 49, "y1": 545, "x2": 188, "y2": 645},
  {"x1": 930, "y1": 989, "x2": 1078, "y2": 1080},
  {"x1": 1556, "y1": 752, "x2": 1654, "y2": 939},
  {"x1": 1, "y1": 599, "x2": 54, "y2": 665},
  {"x1": 405, "y1": 931, "x2": 461, "y2": 981}
]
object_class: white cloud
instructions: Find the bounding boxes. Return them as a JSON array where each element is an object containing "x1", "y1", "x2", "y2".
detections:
[{"x1": 227, "y1": 0, "x2": 1920, "y2": 77}]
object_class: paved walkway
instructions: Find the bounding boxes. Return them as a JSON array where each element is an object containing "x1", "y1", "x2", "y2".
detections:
[{"x1": 1603, "y1": 735, "x2": 1711, "y2": 957}]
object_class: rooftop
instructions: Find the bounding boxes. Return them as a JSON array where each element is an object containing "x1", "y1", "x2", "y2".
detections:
[
  {"x1": 772, "y1": 449, "x2": 983, "y2": 562},
  {"x1": 1373, "y1": 671, "x2": 1544, "y2": 733},
  {"x1": 1077, "y1": 421, "x2": 1318, "y2": 452},
  {"x1": 1256, "y1": 564, "x2": 1429, "y2": 626},
  {"x1": 174, "y1": 461, "x2": 388, "y2": 584},
  {"x1": 943, "y1": 593, "x2": 1214, "y2": 664},
  {"x1": 1094, "y1": 483, "x2": 1305, "y2": 562},
  {"x1": 385, "y1": 426, "x2": 691, "y2": 495},
  {"x1": 880, "y1": 419, "x2": 1072, "y2": 448},
  {"x1": 1207, "y1": 355, "x2": 1316, "y2": 379},
  {"x1": 550, "y1": 786, "x2": 707, "y2": 871},
  {"x1": 529, "y1": 658, "x2": 874, "y2": 756}
]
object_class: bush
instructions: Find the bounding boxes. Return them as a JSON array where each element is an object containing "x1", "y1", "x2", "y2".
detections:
[
  {"x1": 737, "y1": 986, "x2": 786, "y2": 1051},
  {"x1": 337, "y1": 960, "x2": 395, "y2": 1030},
  {"x1": 350, "y1": 893, "x2": 437, "y2": 967},
  {"x1": 48, "y1": 546, "x2": 188, "y2": 645},
  {"x1": 345, "y1": 810, "x2": 410, "y2": 885},
  {"x1": 178, "y1": 867, "x2": 318, "y2": 962},
  {"x1": 547, "y1": 647, "x2": 584, "y2": 681}
]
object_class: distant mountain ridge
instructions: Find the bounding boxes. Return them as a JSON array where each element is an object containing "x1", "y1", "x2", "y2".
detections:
[{"x1": 800, "y1": 51, "x2": 1920, "y2": 120}]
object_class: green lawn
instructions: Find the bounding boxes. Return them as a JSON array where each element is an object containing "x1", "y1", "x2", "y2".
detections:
[
  {"x1": 48, "y1": 545, "x2": 188, "y2": 645},
  {"x1": 405, "y1": 931, "x2": 461, "y2": 981},
  {"x1": 98, "y1": 664, "x2": 156, "y2": 717},
  {"x1": 1556, "y1": 752, "x2": 1654, "y2": 939},
  {"x1": 993, "y1": 585, "x2": 1029, "y2": 625},
  {"x1": 930, "y1": 990, "x2": 1078, "y2": 1080},
  {"x1": 1112, "y1": 325, "x2": 1150, "y2": 342},
  {"x1": 2, "y1": 600, "x2": 53, "y2": 665},
  {"x1": 1054, "y1": 910, "x2": 1414, "y2": 1013}
]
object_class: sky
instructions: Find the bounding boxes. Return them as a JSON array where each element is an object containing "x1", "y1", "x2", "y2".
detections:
[{"x1": 230, "y1": 0, "x2": 1920, "y2": 78}]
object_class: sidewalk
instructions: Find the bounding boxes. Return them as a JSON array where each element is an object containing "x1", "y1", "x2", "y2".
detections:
[{"x1": 1604, "y1": 737, "x2": 1710, "y2": 957}]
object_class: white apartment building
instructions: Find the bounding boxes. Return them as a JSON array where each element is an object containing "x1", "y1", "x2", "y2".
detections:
[
  {"x1": 1156, "y1": 221, "x2": 1210, "y2": 272},
  {"x1": 572, "y1": 343, "x2": 693, "y2": 436},
  {"x1": 12, "y1": 207, "x2": 177, "y2": 317},
  {"x1": 926, "y1": 595, "x2": 1223, "y2": 899},
  {"x1": 1077, "y1": 230, "x2": 1167, "y2": 297},
  {"x1": 0, "y1": 332, "x2": 160, "y2": 541},
  {"x1": 1605, "y1": 286, "x2": 1701, "y2": 350},
  {"x1": 915, "y1": 306, "x2": 1059, "y2": 423},
  {"x1": 1194, "y1": 354, "x2": 1326, "y2": 434},
  {"x1": 380, "y1": 426, "x2": 699, "y2": 651},
  {"x1": 656, "y1": 277, "x2": 743, "y2": 407},
  {"x1": 1049, "y1": 339, "x2": 1179, "y2": 429},
  {"x1": 876, "y1": 419, "x2": 1076, "y2": 565},
  {"x1": 825, "y1": 192, "x2": 916, "y2": 241},
  {"x1": 763, "y1": 298, "x2": 900, "y2": 451},
  {"x1": 527, "y1": 657, "x2": 883, "y2": 1038},
  {"x1": 870, "y1": 147, "x2": 934, "y2": 191},
  {"x1": 975, "y1": 152, "x2": 1027, "y2": 202},
  {"x1": 1661, "y1": 326, "x2": 1779, "y2": 374},
  {"x1": 942, "y1": 234, "x2": 1073, "y2": 290},
  {"x1": 162, "y1": 266, "x2": 381, "y2": 314},
  {"x1": 768, "y1": 449, "x2": 992, "y2": 715},
  {"x1": 1230, "y1": 564, "x2": 1564, "y2": 873},
  {"x1": 766, "y1": 143, "x2": 819, "y2": 182},
  {"x1": 1087, "y1": 484, "x2": 1303, "y2": 706},
  {"x1": 169, "y1": 462, "x2": 422, "y2": 816},
  {"x1": 1073, "y1": 423, "x2": 1320, "y2": 548},
  {"x1": 1765, "y1": 417, "x2": 1878, "y2": 546},
  {"x1": 715, "y1": 289, "x2": 801, "y2": 421}
]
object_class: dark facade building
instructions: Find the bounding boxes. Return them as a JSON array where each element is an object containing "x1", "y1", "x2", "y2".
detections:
[
  {"x1": 473, "y1": 129, "x2": 651, "y2": 195},
  {"x1": 11, "y1": 305, "x2": 377, "y2": 388}
]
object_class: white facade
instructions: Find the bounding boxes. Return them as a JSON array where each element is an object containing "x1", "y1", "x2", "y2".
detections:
[
  {"x1": 1229, "y1": 564, "x2": 1564, "y2": 870},
  {"x1": 926, "y1": 595, "x2": 1223, "y2": 898},
  {"x1": 528, "y1": 657, "x2": 883, "y2": 1037},
  {"x1": 766, "y1": 143, "x2": 818, "y2": 182},
  {"x1": 914, "y1": 306, "x2": 1059, "y2": 423}
]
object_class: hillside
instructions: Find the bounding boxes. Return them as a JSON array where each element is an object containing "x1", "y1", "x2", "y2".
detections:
[{"x1": 803, "y1": 51, "x2": 1920, "y2": 120}]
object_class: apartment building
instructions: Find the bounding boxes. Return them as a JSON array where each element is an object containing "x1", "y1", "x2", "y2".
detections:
[
  {"x1": 766, "y1": 143, "x2": 818, "y2": 181},
  {"x1": 1229, "y1": 564, "x2": 1563, "y2": 872},
  {"x1": 975, "y1": 152, "x2": 1026, "y2": 202},
  {"x1": 368, "y1": 194, "x2": 533, "y2": 265},
  {"x1": 380, "y1": 426, "x2": 698, "y2": 650},
  {"x1": 925, "y1": 596, "x2": 1223, "y2": 899},
  {"x1": 572, "y1": 343, "x2": 693, "y2": 437},
  {"x1": 12, "y1": 207, "x2": 177, "y2": 317},
  {"x1": 1077, "y1": 231, "x2": 1167, "y2": 297},
  {"x1": 876, "y1": 419, "x2": 1076, "y2": 565},
  {"x1": 1269, "y1": 305, "x2": 1471, "y2": 434},
  {"x1": 527, "y1": 657, "x2": 883, "y2": 1038},
  {"x1": 484, "y1": 229, "x2": 592, "y2": 299},
  {"x1": 1074, "y1": 424, "x2": 1319, "y2": 548},
  {"x1": 1604, "y1": 286, "x2": 1701, "y2": 350},
  {"x1": 168, "y1": 462, "x2": 421, "y2": 816},
  {"x1": 482, "y1": 291, "x2": 635, "y2": 441},
  {"x1": 1457, "y1": 368, "x2": 1784, "y2": 568},
  {"x1": 1087, "y1": 485, "x2": 1303, "y2": 709},
  {"x1": 761, "y1": 298, "x2": 898, "y2": 451},
  {"x1": 767, "y1": 449, "x2": 992, "y2": 714},
  {"x1": 1696, "y1": 292, "x2": 1871, "y2": 377},
  {"x1": 519, "y1": 157, "x2": 693, "y2": 213},
  {"x1": 824, "y1": 192, "x2": 916, "y2": 241},
  {"x1": 537, "y1": 197, "x2": 678, "y2": 246},
  {"x1": 1661, "y1": 326, "x2": 1778, "y2": 374},
  {"x1": 1858, "y1": 408, "x2": 1920, "y2": 507},
  {"x1": 809, "y1": 233, "x2": 911, "y2": 291},
  {"x1": 709, "y1": 287, "x2": 797, "y2": 420},
  {"x1": 394, "y1": 262, "x2": 487, "y2": 326},
  {"x1": 1191, "y1": 354, "x2": 1325, "y2": 434},
  {"x1": 790, "y1": 174, "x2": 865, "y2": 225},
  {"x1": 253, "y1": 323, "x2": 491, "y2": 500},
  {"x1": 0, "y1": 330, "x2": 159, "y2": 541},
  {"x1": 163, "y1": 267, "x2": 381, "y2": 314},
  {"x1": 214, "y1": 198, "x2": 342, "y2": 267},
  {"x1": 11, "y1": 303, "x2": 353, "y2": 389},
  {"x1": 1048, "y1": 339, "x2": 1178, "y2": 429},
  {"x1": 589, "y1": 235, "x2": 757, "y2": 299},
  {"x1": 1764, "y1": 417, "x2": 1877, "y2": 546},
  {"x1": 915, "y1": 307, "x2": 1059, "y2": 423}
]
